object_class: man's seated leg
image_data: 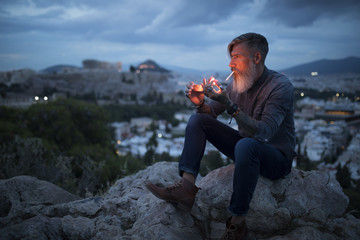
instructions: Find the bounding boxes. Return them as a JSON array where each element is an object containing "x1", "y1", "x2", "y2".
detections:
[
  {"x1": 146, "y1": 113, "x2": 240, "y2": 212},
  {"x1": 145, "y1": 113, "x2": 207, "y2": 212},
  {"x1": 221, "y1": 138, "x2": 291, "y2": 239}
]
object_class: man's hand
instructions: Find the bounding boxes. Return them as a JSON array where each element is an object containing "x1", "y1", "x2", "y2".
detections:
[
  {"x1": 203, "y1": 77, "x2": 232, "y2": 107},
  {"x1": 185, "y1": 82, "x2": 204, "y2": 107}
]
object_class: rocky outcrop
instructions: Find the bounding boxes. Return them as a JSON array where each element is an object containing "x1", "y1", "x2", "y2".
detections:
[
  {"x1": 0, "y1": 176, "x2": 80, "y2": 217},
  {"x1": 0, "y1": 69, "x2": 36, "y2": 86},
  {"x1": 1, "y1": 162, "x2": 359, "y2": 240}
]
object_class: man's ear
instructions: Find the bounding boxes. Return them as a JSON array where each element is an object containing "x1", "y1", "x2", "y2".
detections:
[{"x1": 254, "y1": 52, "x2": 261, "y2": 64}]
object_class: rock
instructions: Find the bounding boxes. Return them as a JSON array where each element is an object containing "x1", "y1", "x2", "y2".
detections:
[
  {"x1": 0, "y1": 176, "x2": 80, "y2": 218},
  {"x1": 1, "y1": 162, "x2": 359, "y2": 240},
  {"x1": 193, "y1": 164, "x2": 351, "y2": 239},
  {"x1": 266, "y1": 226, "x2": 337, "y2": 240},
  {"x1": 107, "y1": 161, "x2": 202, "y2": 240}
]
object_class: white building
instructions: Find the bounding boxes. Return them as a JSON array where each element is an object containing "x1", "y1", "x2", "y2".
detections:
[
  {"x1": 130, "y1": 117, "x2": 153, "y2": 133},
  {"x1": 111, "y1": 122, "x2": 131, "y2": 141}
]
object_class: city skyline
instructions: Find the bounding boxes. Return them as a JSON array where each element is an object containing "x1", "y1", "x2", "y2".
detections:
[{"x1": 1, "y1": 0, "x2": 360, "y2": 72}]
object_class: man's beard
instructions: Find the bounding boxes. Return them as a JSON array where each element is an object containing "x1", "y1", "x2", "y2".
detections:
[{"x1": 232, "y1": 62, "x2": 257, "y2": 94}]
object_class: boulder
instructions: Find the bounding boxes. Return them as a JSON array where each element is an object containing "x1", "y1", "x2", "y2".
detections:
[
  {"x1": 1, "y1": 162, "x2": 359, "y2": 240},
  {"x1": 0, "y1": 176, "x2": 80, "y2": 218},
  {"x1": 192, "y1": 164, "x2": 352, "y2": 239}
]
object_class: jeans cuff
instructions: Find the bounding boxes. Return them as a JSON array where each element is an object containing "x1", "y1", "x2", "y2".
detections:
[
  {"x1": 227, "y1": 206, "x2": 248, "y2": 217},
  {"x1": 178, "y1": 166, "x2": 197, "y2": 178}
]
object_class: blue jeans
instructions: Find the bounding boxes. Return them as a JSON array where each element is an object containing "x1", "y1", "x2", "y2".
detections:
[{"x1": 179, "y1": 113, "x2": 292, "y2": 216}]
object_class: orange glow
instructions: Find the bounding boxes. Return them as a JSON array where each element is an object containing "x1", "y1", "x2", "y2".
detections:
[
  {"x1": 325, "y1": 110, "x2": 353, "y2": 116},
  {"x1": 139, "y1": 64, "x2": 154, "y2": 69},
  {"x1": 209, "y1": 76, "x2": 222, "y2": 93},
  {"x1": 193, "y1": 84, "x2": 204, "y2": 92},
  {"x1": 211, "y1": 81, "x2": 222, "y2": 93}
]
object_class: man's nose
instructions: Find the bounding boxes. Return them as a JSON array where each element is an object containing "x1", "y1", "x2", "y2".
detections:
[{"x1": 229, "y1": 60, "x2": 236, "y2": 68}]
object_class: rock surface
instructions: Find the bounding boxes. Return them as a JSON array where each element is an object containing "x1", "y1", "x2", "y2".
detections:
[{"x1": 1, "y1": 162, "x2": 360, "y2": 240}]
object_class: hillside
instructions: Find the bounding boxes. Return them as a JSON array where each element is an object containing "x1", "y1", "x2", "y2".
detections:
[
  {"x1": 136, "y1": 59, "x2": 170, "y2": 73},
  {"x1": 280, "y1": 56, "x2": 360, "y2": 76},
  {"x1": 40, "y1": 64, "x2": 80, "y2": 74}
]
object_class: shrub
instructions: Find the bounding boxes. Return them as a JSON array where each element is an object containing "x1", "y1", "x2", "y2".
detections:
[{"x1": 0, "y1": 99, "x2": 121, "y2": 197}]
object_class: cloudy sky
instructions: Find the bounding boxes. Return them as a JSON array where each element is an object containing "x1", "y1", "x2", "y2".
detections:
[{"x1": 1, "y1": 0, "x2": 359, "y2": 72}]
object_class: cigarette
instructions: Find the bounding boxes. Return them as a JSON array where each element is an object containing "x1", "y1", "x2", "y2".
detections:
[{"x1": 225, "y1": 71, "x2": 234, "y2": 82}]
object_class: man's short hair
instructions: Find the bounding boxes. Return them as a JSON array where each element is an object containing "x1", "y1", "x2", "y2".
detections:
[{"x1": 227, "y1": 33, "x2": 269, "y2": 63}]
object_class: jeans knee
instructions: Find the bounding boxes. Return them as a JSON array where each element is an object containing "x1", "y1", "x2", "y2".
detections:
[
  {"x1": 234, "y1": 138, "x2": 260, "y2": 166},
  {"x1": 186, "y1": 113, "x2": 208, "y2": 130},
  {"x1": 186, "y1": 114, "x2": 201, "y2": 130},
  {"x1": 235, "y1": 138, "x2": 259, "y2": 152}
]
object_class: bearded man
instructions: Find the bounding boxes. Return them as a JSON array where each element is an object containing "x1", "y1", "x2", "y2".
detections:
[{"x1": 146, "y1": 32, "x2": 296, "y2": 240}]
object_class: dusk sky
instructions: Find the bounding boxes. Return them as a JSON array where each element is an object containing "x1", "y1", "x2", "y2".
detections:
[{"x1": 1, "y1": 0, "x2": 360, "y2": 72}]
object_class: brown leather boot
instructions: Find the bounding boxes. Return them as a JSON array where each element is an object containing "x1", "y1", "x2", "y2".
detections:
[
  {"x1": 220, "y1": 217, "x2": 249, "y2": 240},
  {"x1": 145, "y1": 178, "x2": 200, "y2": 212}
]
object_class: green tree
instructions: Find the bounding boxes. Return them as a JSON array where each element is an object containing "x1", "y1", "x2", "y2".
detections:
[
  {"x1": 148, "y1": 121, "x2": 158, "y2": 132},
  {"x1": 200, "y1": 151, "x2": 228, "y2": 176},
  {"x1": 0, "y1": 106, "x2": 30, "y2": 141},
  {"x1": 102, "y1": 103, "x2": 189, "y2": 123},
  {"x1": 146, "y1": 131, "x2": 158, "y2": 150},
  {"x1": 143, "y1": 148, "x2": 156, "y2": 166},
  {"x1": 0, "y1": 99, "x2": 121, "y2": 197},
  {"x1": 143, "y1": 131, "x2": 158, "y2": 166},
  {"x1": 122, "y1": 152, "x2": 145, "y2": 175},
  {"x1": 296, "y1": 146, "x2": 313, "y2": 170},
  {"x1": 154, "y1": 152, "x2": 178, "y2": 163},
  {"x1": 26, "y1": 103, "x2": 82, "y2": 150}
]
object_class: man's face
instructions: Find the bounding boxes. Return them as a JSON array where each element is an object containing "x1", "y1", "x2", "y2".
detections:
[
  {"x1": 229, "y1": 43, "x2": 257, "y2": 94},
  {"x1": 229, "y1": 43, "x2": 253, "y2": 73}
]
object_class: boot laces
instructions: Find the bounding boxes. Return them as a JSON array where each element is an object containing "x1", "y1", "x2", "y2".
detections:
[
  {"x1": 221, "y1": 224, "x2": 238, "y2": 240},
  {"x1": 166, "y1": 181, "x2": 182, "y2": 190}
]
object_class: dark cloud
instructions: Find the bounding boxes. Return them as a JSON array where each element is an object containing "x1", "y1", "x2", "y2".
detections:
[
  {"x1": 0, "y1": 1, "x2": 143, "y2": 37},
  {"x1": 260, "y1": 0, "x2": 360, "y2": 27},
  {"x1": 1, "y1": 0, "x2": 359, "y2": 71},
  {"x1": 0, "y1": 0, "x2": 248, "y2": 47},
  {"x1": 163, "y1": 0, "x2": 244, "y2": 27}
]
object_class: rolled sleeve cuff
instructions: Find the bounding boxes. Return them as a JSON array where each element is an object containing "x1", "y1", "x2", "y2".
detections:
[{"x1": 253, "y1": 122, "x2": 271, "y2": 143}]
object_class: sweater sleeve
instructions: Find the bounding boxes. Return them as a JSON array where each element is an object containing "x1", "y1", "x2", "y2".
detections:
[{"x1": 253, "y1": 79, "x2": 294, "y2": 143}]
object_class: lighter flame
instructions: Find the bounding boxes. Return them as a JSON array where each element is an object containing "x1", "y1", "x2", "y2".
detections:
[{"x1": 209, "y1": 77, "x2": 222, "y2": 93}]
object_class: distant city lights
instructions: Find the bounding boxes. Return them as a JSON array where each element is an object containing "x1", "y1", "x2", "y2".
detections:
[{"x1": 34, "y1": 96, "x2": 49, "y2": 102}]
